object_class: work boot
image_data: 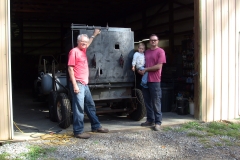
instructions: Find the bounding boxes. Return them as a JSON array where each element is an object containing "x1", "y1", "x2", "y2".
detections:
[
  {"x1": 154, "y1": 124, "x2": 161, "y2": 131},
  {"x1": 141, "y1": 121, "x2": 155, "y2": 127},
  {"x1": 92, "y1": 127, "x2": 109, "y2": 133},
  {"x1": 75, "y1": 133, "x2": 91, "y2": 139}
]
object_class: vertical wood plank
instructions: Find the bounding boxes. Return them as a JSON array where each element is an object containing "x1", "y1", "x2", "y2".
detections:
[
  {"x1": 221, "y1": 0, "x2": 229, "y2": 120},
  {"x1": 0, "y1": 0, "x2": 7, "y2": 140},
  {"x1": 228, "y1": 0, "x2": 236, "y2": 120},
  {"x1": 0, "y1": 0, "x2": 12, "y2": 140},
  {"x1": 206, "y1": 0, "x2": 214, "y2": 122},
  {"x1": 213, "y1": 0, "x2": 222, "y2": 121},
  {"x1": 235, "y1": 0, "x2": 240, "y2": 118},
  {"x1": 201, "y1": 0, "x2": 207, "y2": 122},
  {"x1": 194, "y1": 0, "x2": 201, "y2": 119}
]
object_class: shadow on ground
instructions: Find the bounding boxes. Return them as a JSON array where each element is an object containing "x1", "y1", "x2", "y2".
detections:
[{"x1": 12, "y1": 89, "x2": 196, "y2": 140}]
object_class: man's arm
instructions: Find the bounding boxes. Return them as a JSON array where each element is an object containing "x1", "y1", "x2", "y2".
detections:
[
  {"x1": 68, "y1": 66, "x2": 79, "y2": 93},
  {"x1": 145, "y1": 63, "x2": 163, "y2": 72},
  {"x1": 87, "y1": 29, "x2": 101, "y2": 48},
  {"x1": 138, "y1": 63, "x2": 163, "y2": 75}
]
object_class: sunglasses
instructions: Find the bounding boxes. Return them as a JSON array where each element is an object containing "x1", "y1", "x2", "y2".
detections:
[{"x1": 150, "y1": 39, "x2": 158, "y2": 42}]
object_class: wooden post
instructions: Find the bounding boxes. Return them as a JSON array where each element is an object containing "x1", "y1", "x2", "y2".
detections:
[
  {"x1": 169, "y1": 0, "x2": 174, "y2": 55},
  {"x1": 194, "y1": 0, "x2": 200, "y2": 120}
]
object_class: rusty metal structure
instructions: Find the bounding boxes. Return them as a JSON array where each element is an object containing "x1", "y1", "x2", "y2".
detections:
[
  {"x1": 70, "y1": 24, "x2": 135, "y2": 99},
  {"x1": 44, "y1": 24, "x2": 146, "y2": 129}
]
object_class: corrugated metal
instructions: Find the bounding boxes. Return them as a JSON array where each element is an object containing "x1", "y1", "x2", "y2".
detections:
[
  {"x1": 199, "y1": 0, "x2": 240, "y2": 122},
  {"x1": 0, "y1": 0, "x2": 13, "y2": 140},
  {"x1": 237, "y1": 0, "x2": 240, "y2": 117}
]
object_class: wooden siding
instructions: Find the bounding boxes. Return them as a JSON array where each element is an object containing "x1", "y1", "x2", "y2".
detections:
[
  {"x1": 237, "y1": 0, "x2": 240, "y2": 117},
  {"x1": 0, "y1": 0, "x2": 13, "y2": 140},
  {"x1": 199, "y1": 0, "x2": 240, "y2": 121}
]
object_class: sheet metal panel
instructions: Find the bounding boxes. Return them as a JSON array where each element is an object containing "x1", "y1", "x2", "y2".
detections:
[
  {"x1": 200, "y1": 0, "x2": 240, "y2": 121},
  {"x1": 0, "y1": 0, "x2": 13, "y2": 140},
  {"x1": 206, "y1": 0, "x2": 214, "y2": 122},
  {"x1": 221, "y1": 0, "x2": 229, "y2": 120},
  {"x1": 200, "y1": 0, "x2": 207, "y2": 122},
  {"x1": 237, "y1": 0, "x2": 240, "y2": 117},
  {"x1": 228, "y1": 0, "x2": 236, "y2": 120},
  {"x1": 213, "y1": 0, "x2": 222, "y2": 121}
]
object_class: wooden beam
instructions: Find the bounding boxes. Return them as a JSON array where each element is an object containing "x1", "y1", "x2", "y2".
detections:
[
  {"x1": 125, "y1": 3, "x2": 194, "y2": 26},
  {"x1": 141, "y1": 3, "x2": 147, "y2": 41},
  {"x1": 173, "y1": 0, "x2": 194, "y2": 10},
  {"x1": 146, "y1": 2, "x2": 168, "y2": 27},
  {"x1": 134, "y1": 16, "x2": 194, "y2": 41},
  {"x1": 135, "y1": 30, "x2": 194, "y2": 42},
  {"x1": 169, "y1": 0, "x2": 174, "y2": 54},
  {"x1": 23, "y1": 38, "x2": 62, "y2": 54},
  {"x1": 106, "y1": 0, "x2": 165, "y2": 25}
]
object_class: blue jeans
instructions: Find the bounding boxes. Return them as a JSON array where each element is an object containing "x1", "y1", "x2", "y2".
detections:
[
  {"x1": 138, "y1": 66, "x2": 148, "y2": 88},
  {"x1": 69, "y1": 82, "x2": 101, "y2": 135},
  {"x1": 142, "y1": 82, "x2": 162, "y2": 125}
]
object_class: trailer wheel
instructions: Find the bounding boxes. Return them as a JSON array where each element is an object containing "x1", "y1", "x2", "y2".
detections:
[
  {"x1": 48, "y1": 91, "x2": 58, "y2": 122},
  {"x1": 129, "y1": 89, "x2": 146, "y2": 121},
  {"x1": 56, "y1": 93, "x2": 71, "y2": 129},
  {"x1": 32, "y1": 79, "x2": 41, "y2": 98}
]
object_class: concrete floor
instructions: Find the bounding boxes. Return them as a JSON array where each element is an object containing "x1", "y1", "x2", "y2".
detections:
[{"x1": 12, "y1": 89, "x2": 196, "y2": 141}]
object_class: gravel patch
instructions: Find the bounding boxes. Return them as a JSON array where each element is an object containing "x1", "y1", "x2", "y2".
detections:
[{"x1": 1, "y1": 128, "x2": 240, "y2": 160}]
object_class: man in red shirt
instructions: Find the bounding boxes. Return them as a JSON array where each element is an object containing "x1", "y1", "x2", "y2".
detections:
[
  {"x1": 68, "y1": 29, "x2": 109, "y2": 139},
  {"x1": 138, "y1": 34, "x2": 166, "y2": 131}
]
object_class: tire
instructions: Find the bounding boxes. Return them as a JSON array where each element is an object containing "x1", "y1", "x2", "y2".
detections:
[
  {"x1": 55, "y1": 93, "x2": 71, "y2": 129},
  {"x1": 33, "y1": 79, "x2": 41, "y2": 98},
  {"x1": 129, "y1": 89, "x2": 146, "y2": 121},
  {"x1": 48, "y1": 91, "x2": 58, "y2": 122}
]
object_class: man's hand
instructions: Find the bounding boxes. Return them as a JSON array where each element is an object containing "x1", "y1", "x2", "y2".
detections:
[
  {"x1": 93, "y1": 29, "x2": 101, "y2": 37},
  {"x1": 73, "y1": 84, "x2": 80, "y2": 94},
  {"x1": 138, "y1": 69, "x2": 146, "y2": 76}
]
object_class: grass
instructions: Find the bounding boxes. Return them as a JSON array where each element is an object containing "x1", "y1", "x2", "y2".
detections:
[
  {"x1": 235, "y1": 142, "x2": 240, "y2": 146},
  {"x1": 0, "y1": 145, "x2": 57, "y2": 160},
  {"x1": 0, "y1": 152, "x2": 10, "y2": 160},
  {"x1": 162, "y1": 126, "x2": 172, "y2": 131},
  {"x1": 166, "y1": 120, "x2": 240, "y2": 148},
  {"x1": 205, "y1": 121, "x2": 240, "y2": 139},
  {"x1": 21, "y1": 145, "x2": 56, "y2": 160},
  {"x1": 181, "y1": 121, "x2": 204, "y2": 131},
  {"x1": 169, "y1": 120, "x2": 240, "y2": 139},
  {"x1": 199, "y1": 138, "x2": 210, "y2": 143},
  {"x1": 199, "y1": 138, "x2": 212, "y2": 148},
  {"x1": 214, "y1": 142, "x2": 224, "y2": 147},
  {"x1": 187, "y1": 132, "x2": 204, "y2": 138},
  {"x1": 171, "y1": 127, "x2": 187, "y2": 132},
  {"x1": 220, "y1": 138, "x2": 233, "y2": 146}
]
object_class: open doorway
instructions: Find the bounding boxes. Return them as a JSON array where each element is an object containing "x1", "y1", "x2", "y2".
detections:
[{"x1": 10, "y1": 0, "x2": 196, "y2": 139}]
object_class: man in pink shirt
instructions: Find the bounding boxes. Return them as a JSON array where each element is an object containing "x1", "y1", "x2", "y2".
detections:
[
  {"x1": 138, "y1": 34, "x2": 166, "y2": 131},
  {"x1": 68, "y1": 29, "x2": 109, "y2": 139}
]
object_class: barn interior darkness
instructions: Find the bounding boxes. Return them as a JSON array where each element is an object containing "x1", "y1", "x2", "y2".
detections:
[{"x1": 11, "y1": 0, "x2": 194, "y2": 112}]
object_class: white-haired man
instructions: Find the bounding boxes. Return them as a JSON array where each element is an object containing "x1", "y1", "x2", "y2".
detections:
[{"x1": 68, "y1": 29, "x2": 109, "y2": 139}]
